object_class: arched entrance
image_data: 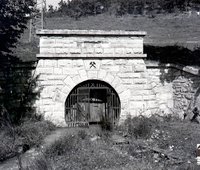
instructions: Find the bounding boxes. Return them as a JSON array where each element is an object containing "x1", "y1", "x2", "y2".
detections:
[{"x1": 65, "y1": 80, "x2": 120, "y2": 125}]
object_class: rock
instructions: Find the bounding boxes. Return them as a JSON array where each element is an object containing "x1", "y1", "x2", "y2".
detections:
[
  {"x1": 112, "y1": 134, "x2": 129, "y2": 145},
  {"x1": 90, "y1": 136, "x2": 100, "y2": 142}
]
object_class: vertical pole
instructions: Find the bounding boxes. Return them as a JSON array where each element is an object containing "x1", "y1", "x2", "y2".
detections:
[
  {"x1": 41, "y1": 1, "x2": 44, "y2": 29},
  {"x1": 29, "y1": 19, "x2": 32, "y2": 42}
]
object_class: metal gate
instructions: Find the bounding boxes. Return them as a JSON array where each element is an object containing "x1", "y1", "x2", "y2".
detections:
[{"x1": 65, "y1": 80, "x2": 120, "y2": 125}]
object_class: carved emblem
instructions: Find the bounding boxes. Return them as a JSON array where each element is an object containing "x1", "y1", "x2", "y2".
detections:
[{"x1": 90, "y1": 61, "x2": 96, "y2": 68}]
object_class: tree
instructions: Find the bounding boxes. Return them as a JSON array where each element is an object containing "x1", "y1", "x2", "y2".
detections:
[
  {"x1": 0, "y1": 0, "x2": 35, "y2": 58},
  {"x1": 0, "y1": 0, "x2": 37, "y2": 125}
]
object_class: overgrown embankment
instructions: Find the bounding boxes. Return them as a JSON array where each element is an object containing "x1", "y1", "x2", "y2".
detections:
[{"x1": 15, "y1": 115, "x2": 200, "y2": 170}]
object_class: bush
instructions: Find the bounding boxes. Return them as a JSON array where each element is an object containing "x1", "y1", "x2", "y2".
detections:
[
  {"x1": 15, "y1": 120, "x2": 55, "y2": 147},
  {"x1": 124, "y1": 115, "x2": 156, "y2": 139},
  {"x1": 100, "y1": 115, "x2": 113, "y2": 131},
  {"x1": 24, "y1": 154, "x2": 52, "y2": 170},
  {"x1": 0, "y1": 120, "x2": 55, "y2": 162},
  {"x1": 77, "y1": 130, "x2": 88, "y2": 139},
  {"x1": 45, "y1": 134, "x2": 80, "y2": 157},
  {"x1": 53, "y1": 0, "x2": 200, "y2": 18}
]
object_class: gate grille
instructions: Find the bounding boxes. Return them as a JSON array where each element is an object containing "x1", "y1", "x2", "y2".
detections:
[{"x1": 65, "y1": 80, "x2": 120, "y2": 125}]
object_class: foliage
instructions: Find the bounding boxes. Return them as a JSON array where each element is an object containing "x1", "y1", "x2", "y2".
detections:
[
  {"x1": 145, "y1": 45, "x2": 200, "y2": 66},
  {"x1": 50, "y1": 0, "x2": 200, "y2": 18},
  {"x1": 0, "y1": 0, "x2": 35, "y2": 56},
  {"x1": 0, "y1": 120, "x2": 55, "y2": 162},
  {"x1": 124, "y1": 115, "x2": 155, "y2": 139},
  {"x1": 0, "y1": 0, "x2": 38, "y2": 125},
  {"x1": 24, "y1": 154, "x2": 52, "y2": 170},
  {"x1": 56, "y1": 0, "x2": 110, "y2": 19},
  {"x1": 100, "y1": 115, "x2": 114, "y2": 131},
  {"x1": 45, "y1": 134, "x2": 80, "y2": 157},
  {"x1": 44, "y1": 131, "x2": 129, "y2": 170},
  {"x1": 0, "y1": 62, "x2": 39, "y2": 125}
]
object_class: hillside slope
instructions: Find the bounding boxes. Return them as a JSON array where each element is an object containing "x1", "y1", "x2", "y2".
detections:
[
  {"x1": 46, "y1": 13, "x2": 200, "y2": 49},
  {"x1": 17, "y1": 13, "x2": 200, "y2": 61}
]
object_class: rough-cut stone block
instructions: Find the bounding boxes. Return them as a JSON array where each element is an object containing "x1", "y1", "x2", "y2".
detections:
[
  {"x1": 122, "y1": 79, "x2": 133, "y2": 85},
  {"x1": 53, "y1": 89, "x2": 67, "y2": 103},
  {"x1": 72, "y1": 75, "x2": 82, "y2": 84},
  {"x1": 70, "y1": 48, "x2": 81, "y2": 54},
  {"x1": 112, "y1": 77, "x2": 122, "y2": 88},
  {"x1": 79, "y1": 69, "x2": 88, "y2": 80},
  {"x1": 115, "y1": 48, "x2": 124, "y2": 54},
  {"x1": 116, "y1": 84, "x2": 125, "y2": 94},
  {"x1": 37, "y1": 60, "x2": 44, "y2": 68},
  {"x1": 109, "y1": 66, "x2": 120, "y2": 72},
  {"x1": 63, "y1": 76, "x2": 76, "y2": 88},
  {"x1": 133, "y1": 78, "x2": 147, "y2": 84},
  {"x1": 98, "y1": 69, "x2": 107, "y2": 79},
  {"x1": 104, "y1": 48, "x2": 114, "y2": 54},
  {"x1": 62, "y1": 68, "x2": 78, "y2": 75},
  {"x1": 36, "y1": 68, "x2": 54, "y2": 74},
  {"x1": 133, "y1": 65, "x2": 146, "y2": 72},
  {"x1": 58, "y1": 60, "x2": 72, "y2": 67},
  {"x1": 130, "y1": 101, "x2": 145, "y2": 109},
  {"x1": 40, "y1": 48, "x2": 55, "y2": 54},
  {"x1": 104, "y1": 73, "x2": 114, "y2": 84},
  {"x1": 43, "y1": 60, "x2": 57, "y2": 67},
  {"x1": 120, "y1": 90, "x2": 131, "y2": 101},
  {"x1": 130, "y1": 95, "x2": 143, "y2": 101},
  {"x1": 55, "y1": 48, "x2": 70, "y2": 54},
  {"x1": 61, "y1": 86, "x2": 71, "y2": 94},
  {"x1": 87, "y1": 71, "x2": 98, "y2": 79},
  {"x1": 114, "y1": 59, "x2": 127, "y2": 65},
  {"x1": 95, "y1": 48, "x2": 103, "y2": 54},
  {"x1": 143, "y1": 95, "x2": 156, "y2": 101},
  {"x1": 101, "y1": 60, "x2": 114, "y2": 65},
  {"x1": 120, "y1": 66, "x2": 132, "y2": 73},
  {"x1": 54, "y1": 68, "x2": 63, "y2": 74},
  {"x1": 47, "y1": 75, "x2": 66, "y2": 80}
]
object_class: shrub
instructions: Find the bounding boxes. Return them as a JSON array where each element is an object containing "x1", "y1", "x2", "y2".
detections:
[
  {"x1": 100, "y1": 115, "x2": 113, "y2": 131},
  {"x1": 0, "y1": 120, "x2": 55, "y2": 162},
  {"x1": 15, "y1": 120, "x2": 55, "y2": 147},
  {"x1": 24, "y1": 154, "x2": 52, "y2": 170},
  {"x1": 124, "y1": 115, "x2": 155, "y2": 139},
  {"x1": 77, "y1": 130, "x2": 88, "y2": 139},
  {"x1": 45, "y1": 135, "x2": 80, "y2": 157}
]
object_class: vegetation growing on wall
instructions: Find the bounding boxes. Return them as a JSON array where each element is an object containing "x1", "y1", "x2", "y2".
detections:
[{"x1": 145, "y1": 45, "x2": 200, "y2": 66}]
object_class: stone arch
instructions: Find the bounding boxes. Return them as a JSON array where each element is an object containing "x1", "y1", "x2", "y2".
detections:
[
  {"x1": 65, "y1": 79, "x2": 121, "y2": 124},
  {"x1": 56, "y1": 69, "x2": 131, "y2": 123}
]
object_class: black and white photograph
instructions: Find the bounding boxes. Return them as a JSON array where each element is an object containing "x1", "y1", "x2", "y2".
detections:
[{"x1": 0, "y1": 0, "x2": 200, "y2": 169}]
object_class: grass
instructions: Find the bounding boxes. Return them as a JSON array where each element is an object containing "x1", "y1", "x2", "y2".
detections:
[
  {"x1": 17, "y1": 12, "x2": 200, "y2": 62},
  {"x1": 0, "y1": 120, "x2": 55, "y2": 162},
  {"x1": 22, "y1": 114, "x2": 200, "y2": 170},
  {"x1": 45, "y1": 13, "x2": 200, "y2": 49}
]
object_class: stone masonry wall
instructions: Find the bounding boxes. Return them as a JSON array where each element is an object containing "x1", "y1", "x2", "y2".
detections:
[
  {"x1": 35, "y1": 29, "x2": 200, "y2": 126},
  {"x1": 146, "y1": 62, "x2": 200, "y2": 118},
  {"x1": 35, "y1": 58, "x2": 159, "y2": 126},
  {"x1": 35, "y1": 30, "x2": 158, "y2": 126}
]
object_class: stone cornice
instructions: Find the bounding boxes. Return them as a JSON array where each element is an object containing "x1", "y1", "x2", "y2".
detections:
[
  {"x1": 146, "y1": 61, "x2": 200, "y2": 76},
  {"x1": 36, "y1": 53, "x2": 147, "y2": 58},
  {"x1": 36, "y1": 29, "x2": 146, "y2": 37}
]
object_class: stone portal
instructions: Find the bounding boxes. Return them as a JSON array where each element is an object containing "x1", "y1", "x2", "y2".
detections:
[{"x1": 35, "y1": 29, "x2": 157, "y2": 126}]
